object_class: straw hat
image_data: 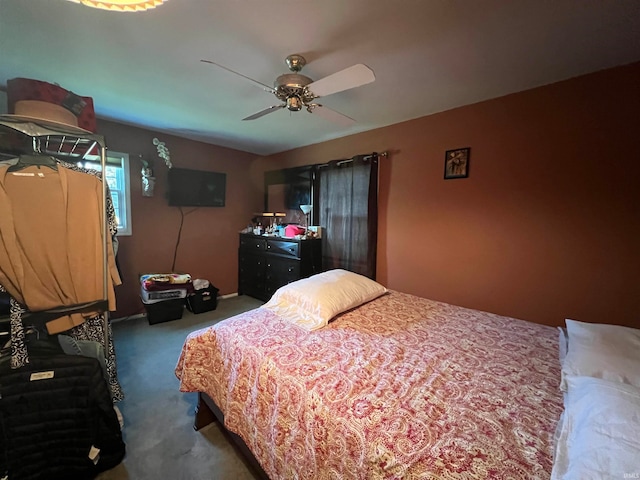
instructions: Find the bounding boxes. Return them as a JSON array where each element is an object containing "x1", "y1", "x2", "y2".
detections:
[{"x1": 6, "y1": 78, "x2": 97, "y2": 132}]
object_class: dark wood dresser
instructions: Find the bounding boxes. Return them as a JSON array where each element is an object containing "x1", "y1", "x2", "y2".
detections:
[{"x1": 238, "y1": 233, "x2": 322, "y2": 302}]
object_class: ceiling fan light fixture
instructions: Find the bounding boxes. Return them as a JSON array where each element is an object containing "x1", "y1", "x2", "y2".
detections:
[
  {"x1": 286, "y1": 96, "x2": 303, "y2": 112},
  {"x1": 67, "y1": 0, "x2": 168, "y2": 12}
]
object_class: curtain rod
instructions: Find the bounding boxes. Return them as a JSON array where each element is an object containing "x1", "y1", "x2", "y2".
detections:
[{"x1": 318, "y1": 151, "x2": 388, "y2": 168}]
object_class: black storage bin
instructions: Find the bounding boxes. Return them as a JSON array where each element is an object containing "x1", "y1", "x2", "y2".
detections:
[
  {"x1": 186, "y1": 285, "x2": 219, "y2": 314},
  {"x1": 144, "y1": 298, "x2": 184, "y2": 325}
]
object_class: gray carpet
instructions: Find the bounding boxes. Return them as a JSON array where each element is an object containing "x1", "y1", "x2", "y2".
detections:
[{"x1": 96, "y1": 295, "x2": 264, "y2": 480}]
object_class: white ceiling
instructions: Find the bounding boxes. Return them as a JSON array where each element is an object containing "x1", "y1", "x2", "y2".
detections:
[{"x1": 1, "y1": 0, "x2": 639, "y2": 155}]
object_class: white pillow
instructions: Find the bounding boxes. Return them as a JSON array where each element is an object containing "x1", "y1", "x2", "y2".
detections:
[
  {"x1": 262, "y1": 269, "x2": 387, "y2": 331},
  {"x1": 551, "y1": 376, "x2": 640, "y2": 480},
  {"x1": 562, "y1": 319, "x2": 640, "y2": 389}
]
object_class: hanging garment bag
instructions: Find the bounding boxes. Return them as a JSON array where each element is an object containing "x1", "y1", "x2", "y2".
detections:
[{"x1": 0, "y1": 341, "x2": 125, "y2": 480}]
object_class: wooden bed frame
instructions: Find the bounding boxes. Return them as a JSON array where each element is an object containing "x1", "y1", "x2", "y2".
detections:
[{"x1": 194, "y1": 392, "x2": 270, "y2": 480}]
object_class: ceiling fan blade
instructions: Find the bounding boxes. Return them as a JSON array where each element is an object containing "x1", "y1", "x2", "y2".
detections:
[
  {"x1": 307, "y1": 64, "x2": 375, "y2": 97},
  {"x1": 310, "y1": 105, "x2": 356, "y2": 127},
  {"x1": 243, "y1": 104, "x2": 286, "y2": 121},
  {"x1": 200, "y1": 59, "x2": 275, "y2": 93}
]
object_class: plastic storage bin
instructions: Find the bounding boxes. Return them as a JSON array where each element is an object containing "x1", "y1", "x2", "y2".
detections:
[
  {"x1": 144, "y1": 298, "x2": 184, "y2": 325},
  {"x1": 186, "y1": 285, "x2": 219, "y2": 314},
  {"x1": 140, "y1": 286, "x2": 187, "y2": 304}
]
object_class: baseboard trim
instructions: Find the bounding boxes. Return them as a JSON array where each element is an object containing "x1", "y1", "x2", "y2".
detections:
[
  {"x1": 111, "y1": 293, "x2": 240, "y2": 322},
  {"x1": 111, "y1": 312, "x2": 146, "y2": 323}
]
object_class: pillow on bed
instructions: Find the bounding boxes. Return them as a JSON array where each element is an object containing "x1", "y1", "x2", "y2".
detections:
[
  {"x1": 551, "y1": 376, "x2": 640, "y2": 480},
  {"x1": 262, "y1": 269, "x2": 387, "y2": 331},
  {"x1": 561, "y1": 319, "x2": 640, "y2": 389}
]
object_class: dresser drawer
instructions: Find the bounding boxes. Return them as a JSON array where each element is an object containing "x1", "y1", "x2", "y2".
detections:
[
  {"x1": 266, "y1": 258, "x2": 300, "y2": 280},
  {"x1": 266, "y1": 239, "x2": 299, "y2": 258},
  {"x1": 265, "y1": 259, "x2": 300, "y2": 297},
  {"x1": 239, "y1": 253, "x2": 265, "y2": 275},
  {"x1": 240, "y1": 236, "x2": 267, "y2": 252}
]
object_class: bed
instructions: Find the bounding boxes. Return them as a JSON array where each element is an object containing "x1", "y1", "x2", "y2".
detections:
[{"x1": 176, "y1": 270, "x2": 567, "y2": 479}]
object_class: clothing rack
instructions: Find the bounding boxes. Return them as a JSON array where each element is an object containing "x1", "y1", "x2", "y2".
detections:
[{"x1": 0, "y1": 115, "x2": 110, "y2": 347}]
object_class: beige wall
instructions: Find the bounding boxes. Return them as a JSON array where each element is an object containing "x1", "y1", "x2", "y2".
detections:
[{"x1": 261, "y1": 62, "x2": 640, "y2": 328}]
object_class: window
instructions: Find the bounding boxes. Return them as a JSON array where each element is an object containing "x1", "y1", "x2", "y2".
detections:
[{"x1": 78, "y1": 151, "x2": 132, "y2": 236}]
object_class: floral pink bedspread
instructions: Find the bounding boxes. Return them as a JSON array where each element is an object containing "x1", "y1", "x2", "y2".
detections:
[{"x1": 175, "y1": 291, "x2": 563, "y2": 479}]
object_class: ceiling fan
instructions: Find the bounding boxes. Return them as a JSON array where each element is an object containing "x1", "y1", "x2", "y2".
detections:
[{"x1": 200, "y1": 54, "x2": 375, "y2": 126}]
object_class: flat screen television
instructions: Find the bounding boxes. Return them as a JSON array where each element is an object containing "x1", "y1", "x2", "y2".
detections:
[{"x1": 167, "y1": 167, "x2": 226, "y2": 207}]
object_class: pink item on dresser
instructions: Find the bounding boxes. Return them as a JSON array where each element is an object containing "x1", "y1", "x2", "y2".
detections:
[{"x1": 284, "y1": 225, "x2": 305, "y2": 237}]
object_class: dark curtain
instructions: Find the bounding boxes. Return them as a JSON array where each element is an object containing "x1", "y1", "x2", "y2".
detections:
[{"x1": 318, "y1": 154, "x2": 379, "y2": 279}]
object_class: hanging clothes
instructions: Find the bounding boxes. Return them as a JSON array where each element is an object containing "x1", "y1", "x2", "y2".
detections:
[
  {"x1": 65, "y1": 314, "x2": 124, "y2": 402},
  {"x1": 0, "y1": 163, "x2": 121, "y2": 331},
  {"x1": 0, "y1": 160, "x2": 124, "y2": 401},
  {"x1": 0, "y1": 288, "x2": 124, "y2": 402}
]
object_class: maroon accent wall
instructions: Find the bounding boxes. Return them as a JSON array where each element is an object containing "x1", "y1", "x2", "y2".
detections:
[
  {"x1": 96, "y1": 122, "x2": 263, "y2": 318},
  {"x1": 260, "y1": 62, "x2": 640, "y2": 328}
]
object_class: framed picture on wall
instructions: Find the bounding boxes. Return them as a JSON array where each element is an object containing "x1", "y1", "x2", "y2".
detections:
[{"x1": 444, "y1": 147, "x2": 470, "y2": 179}]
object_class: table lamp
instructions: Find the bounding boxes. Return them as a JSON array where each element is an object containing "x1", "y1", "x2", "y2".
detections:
[{"x1": 300, "y1": 204, "x2": 312, "y2": 227}]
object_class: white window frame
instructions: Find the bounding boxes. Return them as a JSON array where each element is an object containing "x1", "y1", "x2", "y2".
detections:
[{"x1": 78, "y1": 151, "x2": 132, "y2": 236}]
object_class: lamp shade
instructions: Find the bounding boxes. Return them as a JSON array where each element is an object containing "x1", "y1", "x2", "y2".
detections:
[
  {"x1": 300, "y1": 204, "x2": 312, "y2": 215},
  {"x1": 67, "y1": 0, "x2": 168, "y2": 11}
]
